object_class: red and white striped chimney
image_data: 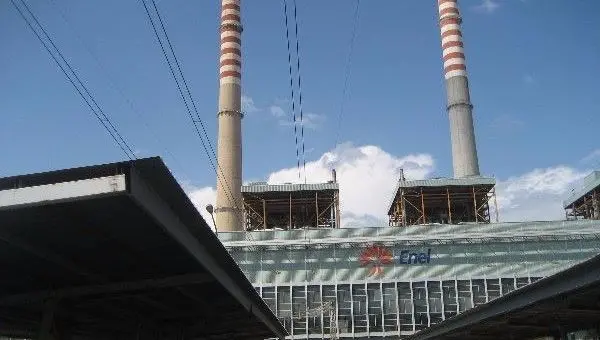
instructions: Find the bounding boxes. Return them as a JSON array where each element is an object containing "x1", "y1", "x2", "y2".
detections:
[
  {"x1": 215, "y1": 0, "x2": 244, "y2": 231},
  {"x1": 438, "y1": 0, "x2": 480, "y2": 178}
]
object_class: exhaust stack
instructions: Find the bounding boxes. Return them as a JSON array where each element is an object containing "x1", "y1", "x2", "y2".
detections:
[
  {"x1": 438, "y1": 0, "x2": 480, "y2": 178},
  {"x1": 215, "y1": 0, "x2": 244, "y2": 231}
]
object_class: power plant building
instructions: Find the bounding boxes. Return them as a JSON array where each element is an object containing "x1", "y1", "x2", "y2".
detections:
[
  {"x1": 218, "y1": 220, "x2": 600, "y2": 339},
  {"x1": 211, "y1": 1, "x2": 600, "y2": 339}
]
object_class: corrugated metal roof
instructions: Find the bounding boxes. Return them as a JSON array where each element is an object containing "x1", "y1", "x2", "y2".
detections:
[
  {"x1": 563, "y1": 171, "x2": 600, "y2": 207},
  {"x1": 218, "y1": 220, "x2": 600, "y2": 246},
  {"x1": 395, "y1": 176, "x2": 496, "y2": 188},
  {"x1": 387, "y1": 176, "x2": 496, "y2": 212},
  {"x1": 242, "y1": 182, "x2": 339, "y2": 193}
]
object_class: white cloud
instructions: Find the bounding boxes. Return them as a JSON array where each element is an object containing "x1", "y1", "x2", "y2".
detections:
[
  {"x1": 268, "y1": 105, "x2": 325, "y2": 129},
  {"x1": 472, "y1": 0, "x2": 500, "y2": 14},
  {"x1": 185, "y1": 145, "x2": 591, "y2": 230},
  {"x1": 582, "y1": 149, "x2": 600, "y2": 165},
  {"x1": 242, "y1": 95, "x2": 259, "y2": 114},
  {"x1": 267, "y1": 144, "x2": 435, "y2": 223},
  {"x1": 187, "y1": 186, "x2": 217, "y2": 231},
  {"x1": 270, "y1": 105, "x2": 286, "y2": 118},
  {"x1": 496, "y1": 166, "x2": 589, "y2": 222}
]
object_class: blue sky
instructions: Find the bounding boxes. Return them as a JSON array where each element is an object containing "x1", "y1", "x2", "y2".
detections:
[{"x1": 1, "y1": 0, "x2": 599, "y2": 224}]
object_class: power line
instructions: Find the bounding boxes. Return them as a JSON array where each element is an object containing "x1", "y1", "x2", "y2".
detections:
[
  {"x1": 48, "y1": 0, "x2": 189, "y2": 177},
  {"x1": 334, "y1": 0, "x2": 361, "y2": 148},
  {"x1": 139, "y1": 0, "x2": 241, "y2": 212},
  {"x1": 291, "y1": 0, "x2": 307, "y2": 184},
  {"x1": 10, "y1": 0, "x2": 136, "y2": 160},
  {"x1": 282, "y1": 0, "x2": 302, "y2": 182}
]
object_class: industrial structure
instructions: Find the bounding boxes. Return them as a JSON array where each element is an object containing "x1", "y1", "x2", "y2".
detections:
[
  {"x1": 387, "y1": 176, "x2": 498, "y2": 227},
  {"x1": 438, "y1": 0, "x2": 480, "y2": 178},
  {"x1": 219, "y1": 221, "x2": 600, "y2": 339},
  {"x1": 215, "y1": 0, "x2": 245, "y2": 232},
  {"x1": 209, "y1": 1, "x2": 600, "y2": 340},
  {"x1": 242, "y1": 176, "x2": 340, "y2": 231},
  {"x1": 405, "y1": 251, "x2": 600, "y2": 340},
  {"x1": 564, "y1": 171, "x2": 600, "y2": 220},
  {"x1": 0, "y1": 158, "x2": 286, "y2": 340}
]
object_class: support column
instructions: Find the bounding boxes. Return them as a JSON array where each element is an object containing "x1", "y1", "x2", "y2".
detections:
[
  {"x1": 420, "y1": 188, "x2": 426, "y2": 224},
  {"x1": 315, "y1": 191, "x2": 319, "y2": 228},
  {"x1": 446, "y1": 187, "x2": 452, "y2": 224},
  {"x1": 262, "y1": 199, "x2": 267, "y2": 230}
]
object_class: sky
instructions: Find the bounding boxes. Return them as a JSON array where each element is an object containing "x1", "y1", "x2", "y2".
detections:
[{"x1": 1, "y1": 0, "x2": 599, "y2": 227}]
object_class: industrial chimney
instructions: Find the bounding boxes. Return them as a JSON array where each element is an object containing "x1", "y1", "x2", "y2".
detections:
[
  {"x1": 215, "y1": 0, "x2": 244, "y2": 231},
  {"x1": 437, "y1": 0, "x2": 480, "y2": 178}
]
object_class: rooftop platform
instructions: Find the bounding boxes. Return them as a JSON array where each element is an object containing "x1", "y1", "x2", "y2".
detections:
[
  {"x1": 387, "y1": 176, "x2": 497, "y2": 227},
  {"x1": 405, "y1": 251, "x2": 600, "y2": 340},
  {"x1": 0, "y1": 158, "x2": 286, "y2": 340},
  {"x1": 218, "y1": 219, "x2": 600, "y2": 249},
  {"x1": 564, "y1": 171, "x2": 600, "y2": 220},
  {"x1": 242, "y1": 181, "x2": 340, "y2": 231}
]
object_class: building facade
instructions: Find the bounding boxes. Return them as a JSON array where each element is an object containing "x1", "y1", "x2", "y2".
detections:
[{"x1": 219, "y1": 220, "x2": 600, "y2": 339}]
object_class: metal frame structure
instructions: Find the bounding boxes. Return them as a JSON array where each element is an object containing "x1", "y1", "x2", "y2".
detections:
[
  {"x1": 242, "y1": 182, "x2": 340, "y2": 231},
  {"x1": 256, "y1": 276, "x2": 542, "y2": 339},
  {"x1": 565, "y1": 171, "x2": 600, "y2": 221},
  {"x1": 0, "y1": 157, "x2": 287, "y2": 340},
  {"x1": 387, "y1": 177, "x2": 498, "y2": 227}
]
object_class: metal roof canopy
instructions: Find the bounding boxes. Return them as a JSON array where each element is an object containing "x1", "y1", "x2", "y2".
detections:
[
  {"x1": 564, "y1": 171, "x2": 600, "y2": 207},
  {"x1": 387, "y1": 177, "x2": 496, "y2": 215},
  {"x1": 242, "y1": 182, "x2": 339, "y2": 194},
  {"x1": 0, "y1": 157, "x2": 286, "y2": 340},
  {"x1": 404, "y1": 253, "x2": 600, "y2": 340}
]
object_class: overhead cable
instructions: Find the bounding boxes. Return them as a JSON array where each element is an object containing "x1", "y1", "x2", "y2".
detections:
[
  {"x1": 291, "y1": 0, "x2": 308, "y2": 184},
  {"x1": 334, "y1": 0, "x2": 361, "y2": 148},
  {"x1": 282, "y1": 0, "x2": 302, "y2": 182},
  {"x1": 11, "y1": 0, "x2": 136, "y2": 160},
  {"x1": 139, "y1": 0, "x2": 241, "y2": 211}
]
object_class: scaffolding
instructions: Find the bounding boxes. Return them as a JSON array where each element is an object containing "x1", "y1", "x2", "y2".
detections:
[
  {"x1": 564, "y1": 171, "x2": 600, "y2": 220},
  {"x1": 242, "y1": 181, "x2": 340, "y2": 231},
  {"x1": 387, "y1": 176, "x2": 498, "y2": 227}
]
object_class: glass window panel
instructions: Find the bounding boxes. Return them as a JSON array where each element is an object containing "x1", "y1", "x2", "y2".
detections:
[
  {"x1": 413, "y1": 281, "x2": 428, "y2": 331},
  {"x1": 530, "y1": 277, "x2": 542, "y2": 283},
  {"x1": 277, "y1": 286, "x2": 292, "y2": 333},
  {"x1": 516, "y1": 277, "x2": 529, "y2": 289},
  {"x1": 367, "y1": 283, "x2": 383, "y2": 333},
  {"x1": 398, "y1": 282, "x2": 413, "y2": 332},
  {"x1": 292, "y1": 286, "x2": 307, "y2": 335},
  {"x1": 322, "y1": 285, "x2": 336, "y2": 336},
  {"x1": 457, "y1": 280, "x2": 472, "y2": 312},
  {"x1": 352, "y1": 284, "x2": 368, "y2": 333},
  {"x1": 307, "y1": 285, "x2": 322, "y2": 335},
  {"x1": 472, "y1": 279, "x2": 486, "y2": 306},
  {"x1": 501, "y1": 278, "x2": 515, "y2": 295},
  {"x1": 427, "y1": 281, "x2": 442, "y2": 313},
  {"x1": 382, "y1": 283, "x2": 398, "y2": 332},
  {"x1": 442, "y1": 280, "x2": 457, "y2": 319},
  {"x1": 262, "y1": 286, "x2": 276, "y2": 314},
  {"x1": 337, "y1": 284, "x2": 352, "y2": 334},
  {"x1": 486, "y1": 278, "x2": 501, "y2": 301}
]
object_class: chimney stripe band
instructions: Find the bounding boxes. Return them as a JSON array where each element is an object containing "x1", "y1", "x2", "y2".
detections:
[{"x1": 220, "y1": 0, "x2": 241, "y2": 84}]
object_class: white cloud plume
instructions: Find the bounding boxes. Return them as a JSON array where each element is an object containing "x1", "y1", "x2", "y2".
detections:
[
  {"x1": 268, "y1": 104, "x2": 325, "y2": 129},
  {"x1": 268, "y1": 144, "x2": 434, "y2": 225},
  {"x1": 496, "y1": 166, "x2": 589, "y2": 222},
  {"x1": 242, "y1": 95, "x2": 259, "y2": 114},
  {"x1": 186, "y1": 145, "x2": 591, "y2": 229},
  {"x1": 472, "y1": 0, "x2": 500, "y2": 14}
]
